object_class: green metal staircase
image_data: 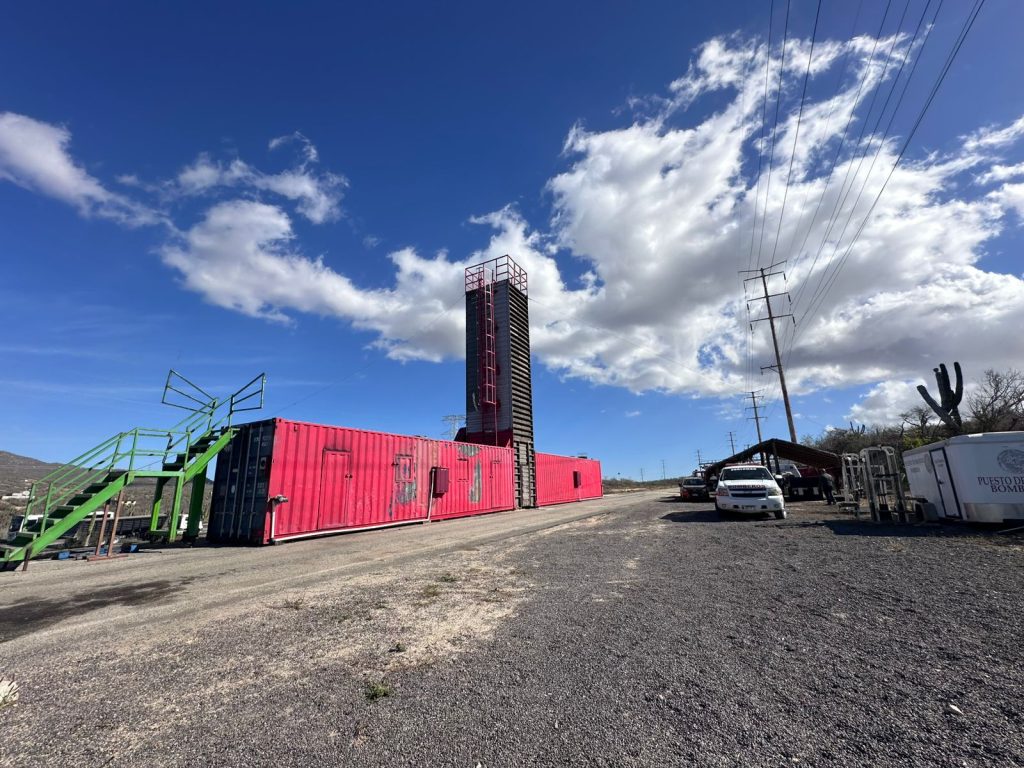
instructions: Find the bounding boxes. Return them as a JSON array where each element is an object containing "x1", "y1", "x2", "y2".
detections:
[{"x1": 2, "y1": 371, "x2": 265, "y2": 567}]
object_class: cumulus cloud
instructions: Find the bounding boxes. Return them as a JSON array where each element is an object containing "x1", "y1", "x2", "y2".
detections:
[
  {"x1": 174, "y1": 150, "x2": 345, "y2": 224},
  {"x1": 0, "y1": 112, "x2": 160, "y2": 226},
  {"x1": 159, "y1": 199, "x2": 464, "y2": 359},
  {"x1": 5, "y1": 28, "x2": 1024, "y2": 413},
  {"x1": 156, "y1": 31, "x2": 1024, "y2": 403},
  {"x1": 846, "y1": 380, "x2": 924, "y2": 425}
]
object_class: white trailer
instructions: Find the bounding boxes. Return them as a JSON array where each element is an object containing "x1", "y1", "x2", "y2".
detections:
[{"x1": 903, "y1": 432, "x2": 1024, "y2": 523}]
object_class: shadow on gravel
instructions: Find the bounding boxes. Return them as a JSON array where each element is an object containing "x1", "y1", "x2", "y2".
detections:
[
  {"x1": 0, "y1": 578, "x2": 193, "y2": 643},
  {"x1": 660, "y1": 510, "x2": 722, "y2": 523},
  {"x1": 821, "y1": 519, "x2": 993, "y2": 539}
]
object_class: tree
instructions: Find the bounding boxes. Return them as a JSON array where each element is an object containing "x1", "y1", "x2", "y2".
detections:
[
  {"x1": 898, "y1": 406, "x2": 941, "y2": 448},
  {"x1": 967, "y1": 368, "x2": 1024, "y2": 432}
]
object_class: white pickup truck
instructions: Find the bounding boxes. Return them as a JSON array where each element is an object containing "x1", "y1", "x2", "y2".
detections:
[{"x1": 714, "y1": 464, "x2": 787, "y2": 520}]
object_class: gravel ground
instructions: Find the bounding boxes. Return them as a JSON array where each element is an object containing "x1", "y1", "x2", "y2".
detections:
[{"x1": 2, "y1": 492, "x2": 1023, "y2": 767}]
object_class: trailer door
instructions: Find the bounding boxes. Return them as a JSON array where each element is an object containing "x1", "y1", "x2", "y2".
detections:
[
  {"x1": 318, "y1": 450, "x2": 351, "y2": 530},
  {"x1": 929, "y1": 448, "x2": 960, "y2": 519}
]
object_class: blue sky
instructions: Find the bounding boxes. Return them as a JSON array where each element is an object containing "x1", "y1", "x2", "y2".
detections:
[{"x1": 2, "y1": 0, "x2": 1023, "y2": 479}]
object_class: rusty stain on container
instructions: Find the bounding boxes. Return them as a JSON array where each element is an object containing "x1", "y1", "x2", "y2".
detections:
[{"x1": 470, "y1": 461, "x2": 482, "y2": 503}]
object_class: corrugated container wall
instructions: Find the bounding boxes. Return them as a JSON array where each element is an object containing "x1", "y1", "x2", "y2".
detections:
[
  {"x1": 535, "y1": 452, "x2": 603, "y2": 506},
  {"x1": 209, "y1": 419, "x2": 515, "y2": 544}
]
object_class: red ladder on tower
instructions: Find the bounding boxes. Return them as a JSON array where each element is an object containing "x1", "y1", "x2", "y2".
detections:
[{"x1": 477, "y1": 272, "x2": 497, "y2": 438}]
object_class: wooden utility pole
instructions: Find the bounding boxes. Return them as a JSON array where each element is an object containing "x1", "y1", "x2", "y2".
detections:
[
  {"x1": 741, "y1": 262, "x2": 797, "y2": 443},
  {"x1": 727, "y1": 431, "x2": 736, "y2": 455}
]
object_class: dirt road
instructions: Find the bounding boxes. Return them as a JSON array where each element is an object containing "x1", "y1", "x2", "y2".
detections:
[{"x1": 2, "y1": 492, "x2": 1023, "y2": 767}]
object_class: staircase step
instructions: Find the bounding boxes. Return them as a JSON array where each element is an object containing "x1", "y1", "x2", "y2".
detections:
[
  {"x1": 68, "y1": 493, "x2": 94, "y2": 506},
  {"x1": 11, "y1": 532, "x2": 38, "y2": 546},
  {"x1": 50, "y1": 505, "x2": 77, "y2": 518}
]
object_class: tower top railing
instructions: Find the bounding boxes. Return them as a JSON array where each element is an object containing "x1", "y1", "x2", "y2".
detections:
[{"x1": 465, "y1": 254, "x2": 528, "y2": 295}]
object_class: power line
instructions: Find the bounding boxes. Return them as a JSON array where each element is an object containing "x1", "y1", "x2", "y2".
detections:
[
  {"x1": 745, "y1": 390, "x2": 767, "y2": 464},
  {"x1": 785, "y1": 1, "x2": 894, "y2": 312},
  {"x1": 794, "y1": 0, "x2": 921, "y2": 316},
  {"x1": 792, "y1": 0, "x2": 984, "y2": 348},
  {"x1": 796, "y1": 0, "x2": 944, "y2": 330},
  {"x1": 766, "y1": 0, "x2": 823, "y2": 270},
  {"x1": 777, "y1": 0, "x2": 865, "y2": 271},
  {"x1": 745, "y1": 0, "x2": 778, "y2": 398},
  {"x1": 747, "y1": 0, "x2": 777, "y2": 277},
  {"x1": 742, "y1": 262, "x2": 797, "y2": 442},
  {"x1": 754, "y1": 0, "x2": 792, "y2": 274}
]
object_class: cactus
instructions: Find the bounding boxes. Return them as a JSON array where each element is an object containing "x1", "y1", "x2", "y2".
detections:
[{"x1": 916, "y1": 362, "x2": 964, "y2": 434}]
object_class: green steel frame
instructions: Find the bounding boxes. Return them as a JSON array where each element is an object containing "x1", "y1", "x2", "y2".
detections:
[{"x1": 1, "y1": 371, "x2": 265, "y2": 567}]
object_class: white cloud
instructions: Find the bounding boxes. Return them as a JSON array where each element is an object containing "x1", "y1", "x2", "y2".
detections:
[
  {"x1": 624, "y1": 410, "x2": 642, "y2": 418},
  {"x1": 157, "y1": 33, "x2": 1024, "y2": 401},
  {"x1": 846, "y1": 380, "x2": 923, "y2": 425},
  {"x1": 976, "y1": 162, "x2": 1024, "y2": 185},
  {"x1": 159, "y1": 200, "x2": 464, "y2": 359},
  {"x1": 6, "y1": 29, "x2": 1024, "y2": 412},
  {"x1": 963, "y1": 116, "x2": 1024, "y2": 153},
  {"x1": 174, "y1": 150, "x2": 345, "y2": 224},
  {"x1": 0, "y1": 112, "x2": 160, "y2": 226},
  {"x1": 269, "y1": 131, "x2": 319, "y2": 163},
  {"x1": 992, "y1": 182, "x2": 1024, "y2": 219}
]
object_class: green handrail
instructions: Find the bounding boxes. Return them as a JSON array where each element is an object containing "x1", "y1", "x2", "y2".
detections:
[{"x1": 20, "y1": 373, "x2": 265, "y2": 536}]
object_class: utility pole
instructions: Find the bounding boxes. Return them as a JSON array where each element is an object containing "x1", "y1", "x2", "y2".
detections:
[
  {"x1": 441, "y1": 414, "x2": 465, "y2": 440},
  {"x1": 640, "y1": 467, "x2": 645, "y2": 483},
  {"x1": 661, "y1": 459, "x2": 667, "y2": 480},
  {"x1": 745, "y1": 390, "x2": 766, "y2": 466},
  {"x1": 741, "y1": 261, "x2": 797, "y2": 442},
  {"x1": 696, "y1": 448, "x2": 703, "y2": 469},
  {"x1": 727, "y1": 431, "x2": 736, "y2": 455}
]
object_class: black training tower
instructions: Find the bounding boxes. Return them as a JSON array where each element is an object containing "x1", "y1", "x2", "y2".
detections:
[{"x1": 463, "y1": 255, "x2": 536, "y2": 508}]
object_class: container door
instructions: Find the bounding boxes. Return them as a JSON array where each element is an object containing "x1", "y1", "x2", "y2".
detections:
[
  {"x1": 929, "y1": 449, "x2": 959, "y2": 519},
  {"x1": 393, "y1": 454, "x2": 417, "y2": 508},
  {"x1": 318, "y1": 450, "x2": 351, "y2": 530},
  {"x1": 456, "y1": 458, "x2": 469, "y2": 499}
]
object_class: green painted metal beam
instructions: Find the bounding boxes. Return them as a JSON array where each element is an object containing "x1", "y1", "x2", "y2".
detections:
[
  {"x1": 185, "y1": 473, "x2": 206, "y2": 540},
  {"x1": 2, "y1": 473, "x2": 129, "y2": 564}
]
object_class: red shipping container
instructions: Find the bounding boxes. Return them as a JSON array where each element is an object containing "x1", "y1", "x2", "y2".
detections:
[
  {"x1": 209, "y1": 419, "x2": 516, "y2": 544},
  {"x1": 535, "y1": 452, "x2": 603, "y2": 506}
]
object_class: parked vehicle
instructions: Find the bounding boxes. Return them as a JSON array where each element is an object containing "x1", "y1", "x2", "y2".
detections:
[
  {"x1": 714, "y1": 464, "x2": 787, "y2": 519},
  {"x1": 678, "y1": 476, "x2": 710, "y2": 501}
]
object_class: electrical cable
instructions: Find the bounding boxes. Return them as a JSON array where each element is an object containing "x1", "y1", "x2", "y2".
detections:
[
  {"x1": 794, "y1": 0, "x2": 985, "y2": 344},
  {"x1": 753, "y1": 0, "x2": 793, "y2": 274},
  {"x1": 766, "y1": 0, "x2": 823, "y2": 270},
  {"x1": 796, "y1": 0, "x2": 944, "y2": 329}
]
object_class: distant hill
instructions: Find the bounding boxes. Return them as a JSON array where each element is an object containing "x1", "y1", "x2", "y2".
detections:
[
  {"x1": 0, "y1": 451, "x2": 62, "y2": 495},
  {"x1": 0, "y1": 450, "x2": 212, "y2": 535}
]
